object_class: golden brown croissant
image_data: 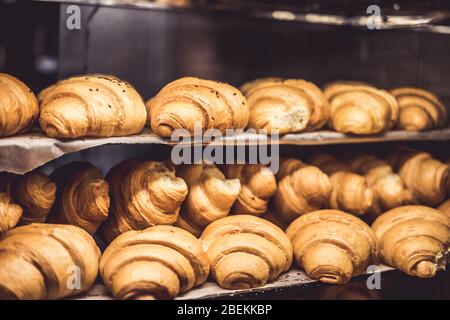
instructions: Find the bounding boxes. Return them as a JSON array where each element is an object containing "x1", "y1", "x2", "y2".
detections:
[
  {"x1": 200, "y1": 215, "x2": 293, "y2": 289},
  {"x1": 391, "y1": 87, "x2": 447, "y2": 131},
  {"x1": 100, "y1": 225, "x2": 210, "y2": 300},
  {"x1": 39, "y1": 74, "x2": 147, "y2": 138},
  {"x1": 102, "y1": 159, "x2": 188, "y2": 242},
  {"x1": 175, "y1": 164, "x2": 241, "y2": 236},
  {"x1": 48, "y1": 162, "x2": 109, "y2": 235},
  {"x1": 308, "y1": 153, "x2": 373, "y2": 216},
  {"x1": 220, "y1": 164, "x2": 276, "y2": 216},
  {"x1": 0, "y1": 223, "x2": 100, "y2": 299},
  {"x1": 0, "y1": 172, "x2": 56, "y2": 224},
  {"x1": 0, "y1": 73, "x2": 39, "y2": 137},
  {"x1": 387, "y1": 148, "x2": 448, "y2": 206},
  {"x1": 241, "y1": 78, "x2": 330, "y2": 134},
  {"x1": 438, "y1": 199, "x2": 450, "y2": 216},
  {"x1": 0, "y1": 192, "x2": 22, "y2": 234},
  {"x1": 347, "y1": 154, "x2": 413, "y2": 218},
  {"x1": 324, "y1": 81, "x2": 398, "y2": 135},
  {"x1": 148, "y1": 77, "x2": 249, "y2": 137},
  {"x1": 272, "y1": 158, "x2": 332, "y2": 223},
  {"x1": 286, "y1": 209, "x2": 378, "y2": 284},
  {"x1": 372, "y1": 205, "x2": 450, "y2": 278}
]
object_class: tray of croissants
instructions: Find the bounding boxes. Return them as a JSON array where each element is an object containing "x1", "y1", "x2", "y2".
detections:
[
  {"x1": 0, "y1": 144, "x2": 449, "y2": 299},
  {"x1": 0, "y1": 73, "x2": 449, "y2": 174}
]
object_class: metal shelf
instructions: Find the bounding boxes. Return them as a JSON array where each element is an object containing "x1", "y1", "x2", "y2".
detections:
[{"x1": 2, "y1": 128, "x2": 450, "y2": 174}]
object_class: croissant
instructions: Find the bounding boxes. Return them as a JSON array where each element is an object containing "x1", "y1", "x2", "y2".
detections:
[
  {"x1": 324, "y1": 81, "x2": 398, "y2": 134},
  {"x1": 241, "y1": 78, "x2": 330, "y2": 134},
  {"x1": 286, "y1": 209, "x2": 378, "y2": 284},
  {"x1": 38, "y1": 74, "x2": 147, "y2": 138},
  {"x1": 391, "y1": 87, "x2": 447, "y2": 131},
  {"x1": 102, "y1": 159, "x2": 188, "y2": 242},
  {"x1": 100, "y1": 225, "x2": 210, "y2": 300},
  {"x1": 47, "y1": 162, "x2": 109, "y2": 235},
  {"x1": 0, "y1": 223, "x2": 100, "y2": 299},
  {"x1": 272, "y1": 158, "x2": 332, "y2": 223},
  {"x1": 148, "y1": 77, "x2": 249, "y2": 137},
  {"x1": 0, "y1": 172, "x2": 56, "y2": 224},
  {"x1": 220, "y1": 164, "x2": 276, "y2": 216},
  {"x1": 438, "y1": 199, "x2": 450, "y2": 215},
  {"x1": 0, "y1": 192, "x2": 22, "y2": 234},
  {"x1": 372, "y1": 205, "x2": 450, "y2": 278},
  {"x1": 175, "y1": 164, "x2": 241, "y2": 236},
  {"x1": 387, "y1": 148, "x2": 448, "y2": 206},
  {"x1": 308, "y1": 153, "x2": 373, "y2": 216},
  {"x1": 0, "y1": 73, "x2": 39, "y2": 137},
  {"x1": 200, "y1": 215, "x2": 293, "y2": 289},
  {"x1": 347, "y1": 154, "x2": 413, "y2": 218}
]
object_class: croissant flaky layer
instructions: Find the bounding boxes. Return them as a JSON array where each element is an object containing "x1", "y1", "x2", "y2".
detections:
[
  {"x1": 0, "y1": 192, "x2": 22, "y2": 234},
  {"x1": 0, "y1": 223, "x2": 100, "y2": 300},
  {"x1": 100, "y1": 225, "x2": 210, "y2": 300},
  {"x1": 0, "y1": 172, "x2": 56, "y2": 224},
  {"x1": 388, "y1": 149, "x2": 448, "y2": 206},
  {"x1": 324, "y1": 81, "x2": 398, "y2": 135},
  {"x1": 372, "y1": 205, "x2": 450, "y2": 278},
  {"x1": 241, "y1": 78, "x2": 330, "y2": 134},
  {"x1": 102, "y1": 160, "x2": 188, "y2": 242},
  {"x1": 272, "y1": 158, "x2": 332, "y2": 223},
  {"x1": 48, "y1": 162, "x2": 110, "y2": 235},
  {"x1": 0, "y1": 73, "x2": 39, "y2": 137},
  {"x1": 149, "y1": 77, "x2": 249, "y2": 137},
  {"x1": 221, "y1": 164, "x2": 276, "y2": 216},
  {"x1": 286, "y1": 210, "x2": 378, "y2": 284},
  {"x1": 391, "y1": 87, "x2": 447, "y2": 132},
  {"x1": 201, "y1": 215, "x2": 293, "y2": 289},
  {"x1": 39, "y1": 74, "x2": 147, "y2": 138},
  {"x1": 175, "y1": 164, "x2": 241, "y2": 237}
]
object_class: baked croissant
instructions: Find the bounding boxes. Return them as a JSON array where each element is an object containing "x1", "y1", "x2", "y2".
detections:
[
  {"x1": 372, "y1": 205, "x2": 450, "y2": 278},
  {"x1": 241, "y1": 78, "x2": 330, "y2": 134},
  {"x1": 0, "y1": 223, "x2": 100, "y2": 300},
  {"x1": 175, "y1": 164, "x2": 241, "y2": 236},
  {"x1": 324, "y1": 81, "x2": 398, "y2": 135},
  {"x1": 148, "y1": 77, "x2": 249, "y2": 137},
  {"x1": 438, "y1": 199, "x2": 450, "y2": 216},
  {"x1": 286, "y1": 209, "x2": 378, "y2": 284},
  {"x1": 0, "y1": 192, "x2": 22, "y2": 234},
  {"x1": 221, "y1": 164, "x2": 276, "y2": 216},
  {"x1": 387, "y1": 148, "x2": 448, "y2": 206},
  {"x1": 102, "y1": 160, "x2": 188, "y2": 242},
  {"x1": 272, "y1": 158, "x2": 332, "y2": 223},
  {"x1": 347, "y1": 154, "x2": 413, "y2": 218},
  {"x1": 0, "y1": 73, "x2": 39, "y2": 137},
  {"x1": 48, "y1": 162, "x2": 110, "y2": 235},
  {"x1": 308, "y1": 153, "x2": 373, "y2": 216},
  {"x1": 39, "y1": 74, "x2": 147, "y2": 138},
  {"x1": 391, "y1": 87, "x2": 447, "y2": 131},
  {"x1": 200, "y1": 215, "x2": 293, "y2": 289},
  {"x1": 0, "y1": 172, "x2": 56, "y2": 224},
  {"x1": 100, "y1": 225, "x2": 210, "y2": 300}
]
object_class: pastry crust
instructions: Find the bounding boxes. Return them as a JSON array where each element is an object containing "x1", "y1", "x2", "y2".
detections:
[
  {"x1": 324, "y1": 81, "x2": 398, "y2": 135},
  {"x1": 100, "y1": 225, "x2": 210, "y2": 300},
  {"x1": 372, "y1": 205, "x2": 450, "y2": 278},
  {"x1": 48, "y1": 162, "x2": 110, "y2": 235},
  {"x1": 0, "y1": 223, "x2": 100, "y2": 299},
  {"x1": 287, "y1": 209, "x2": 378, "y2": 284},
  {"x1": 148, "y1": 77, "x2": 249, "y2": 137},
  {"x1": 0, "y1": 73, "x2": 38, "y2": 137},
  {"x1": 101, "y1": 159, "x2": 188, "y2": 242},
  {"x1": 391, "y1": 87, "x2": 447, "y2": 131},
  {"x1": 0, "y1": 192, "x2": 22, "y2": 234},
  {"x1": 200, "y1": 215, "x2": 293, "y2": 289},
  {"x1": 39, "y1": 74, "x2": 147, "y2": 138}
]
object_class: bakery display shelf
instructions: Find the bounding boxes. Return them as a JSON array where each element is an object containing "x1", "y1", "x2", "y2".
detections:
[
  {"x1": 75, "y1": 265, "x2": 394, "y2": 300},
  {"x1": 2, "y1": 128, "x2": 450, "y2": 174},
  {"x1": 33, "y1": 0, "x2": 450, "y2": 30}
]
